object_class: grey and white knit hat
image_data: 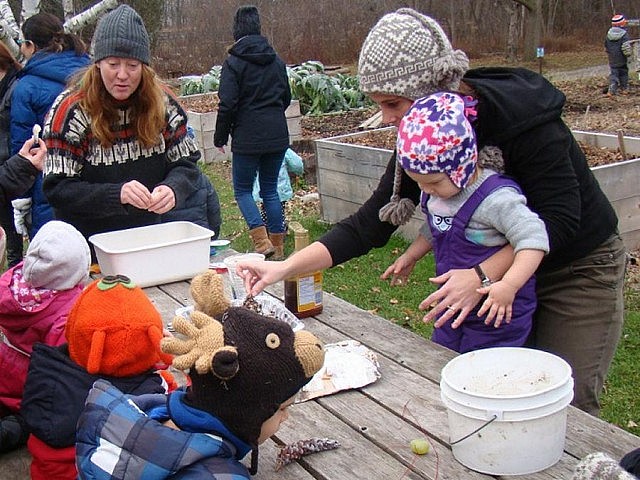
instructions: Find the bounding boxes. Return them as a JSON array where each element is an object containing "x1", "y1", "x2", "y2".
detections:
[
  {"x1": 571, "y1": 452, "x2": 636, "y2": 480},
  {"x1": 92, "y1": 4, "x2": 150, "y2": 64},
  {"x1": 358, "y1": 8, "x2": 469, "y2": 100},
  {"x1": 23, "y1": 220, "x2": 90, "y2": 290}
]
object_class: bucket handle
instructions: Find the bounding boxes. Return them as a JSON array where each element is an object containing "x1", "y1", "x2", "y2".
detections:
[{"x1": 449, "y1": 414, "x2": 498, "y2": 446}]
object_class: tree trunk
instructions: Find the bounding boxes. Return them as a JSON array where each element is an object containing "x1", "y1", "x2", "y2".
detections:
[
  {"x1": 506, "y1": 2, "x2": 519, "y2": 62},
  {"x1": 21, "y1": 0, "x2": 40, "y2": 21},
  {"x1": 523, "y1": 0, "x2": 542, "y2": 61},
  {"x1": 62, "y1": 0, "x2": 74, "y2": 19},
  {"x1": 63, "y1": 0, "x2": 117, "y2": 33},
  {"x1": 0, "y1": 18, "x2": 19, "y2": 58},
  {"x1": 0, "y1": 0, "x2": 19, "y2": 37}
]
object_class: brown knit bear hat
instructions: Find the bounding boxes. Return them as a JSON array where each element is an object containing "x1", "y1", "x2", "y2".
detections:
[{"x1": 162, "y1": 271, "x2": 325, "y2": 473}]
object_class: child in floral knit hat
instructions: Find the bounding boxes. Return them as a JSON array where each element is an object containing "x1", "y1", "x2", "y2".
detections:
[
  {"x1": 75, "y1": 271, "x2": 325, "y2": 479},
  {"x1": 20, "y1": 275, "x2": 173, "y2": 480},
  {"x1": 382, "y1": 92, "x2": 549, "y2": 353},
  {"x1": 0, "y1": 220, "x2": 90, "y2": 453}
]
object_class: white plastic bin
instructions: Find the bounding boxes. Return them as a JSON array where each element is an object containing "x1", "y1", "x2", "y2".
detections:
[{"x1": 89, "y1": 221, "x2": 214, "y2": 288}]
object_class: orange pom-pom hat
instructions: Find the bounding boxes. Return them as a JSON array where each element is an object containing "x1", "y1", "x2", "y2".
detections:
[
  {"x1": 611, "y1": 14, "x2": 627, "y2": 27},
  {"x1": 65, "y1": 275, "x2": 172, "y2": 376}
]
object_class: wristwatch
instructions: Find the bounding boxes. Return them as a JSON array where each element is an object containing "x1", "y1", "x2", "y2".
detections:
[{"x1": 474, "y1": 264, "x2": 492, "y2": 288}]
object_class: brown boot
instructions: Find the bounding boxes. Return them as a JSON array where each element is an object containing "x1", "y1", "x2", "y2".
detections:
[
  {"x1": 249, "y1": 226, "x2": 275, "y2": 257},
  {"x1": 269, "y1": 232, "x2": 286, "y2": 260}
]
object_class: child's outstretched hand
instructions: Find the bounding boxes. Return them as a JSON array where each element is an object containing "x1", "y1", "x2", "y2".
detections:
[
  {"x1": 380, "y1": 252, "x2": 417, "y2": 286},
  {"x1": 476, "y1": 280, "x2": 518, "y2": 327}
]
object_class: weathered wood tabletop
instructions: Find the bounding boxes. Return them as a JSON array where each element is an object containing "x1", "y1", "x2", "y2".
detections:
[
  {"x1": 147, "y1": 274, "x2": 640, "y2": 480},
  {"x1": 3, "y1": 254, "x2": 638, "y2": 479}
]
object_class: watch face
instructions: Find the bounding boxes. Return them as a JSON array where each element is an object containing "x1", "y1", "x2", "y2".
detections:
[{"x1": 482, "y1": 278, "x2": 492, "y2": 288}]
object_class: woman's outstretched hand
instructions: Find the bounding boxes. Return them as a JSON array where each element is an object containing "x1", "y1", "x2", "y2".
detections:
[
  {"x1": 419, "y1": 268, "x2": 483, "y2": 329},
  {"x1": 237, "y1": 259, "x2": 289, "y2": 297}
]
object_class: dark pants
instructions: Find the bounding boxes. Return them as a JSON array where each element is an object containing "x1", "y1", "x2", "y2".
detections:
[
  {"x1": 532, "y1": 233, "x2": 627, "y2": 416},
  {"x1": 0, "y1": 205, "x2": 22, "y2": 267},
  {"x1": 609, "y1": 65, "x2": 629, "y2": 94}
]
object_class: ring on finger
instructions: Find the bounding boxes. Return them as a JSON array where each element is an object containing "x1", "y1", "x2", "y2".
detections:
[{"x1": 446, "y1": 305, "x2": 455, "y2": 311}]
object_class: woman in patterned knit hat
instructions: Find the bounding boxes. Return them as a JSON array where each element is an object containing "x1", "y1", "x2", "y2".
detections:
[
  {"x1": 236, "y1": 8, "x2": 626, "y2": 418},
  {"x1": 42, "y1": 4, "x2": 200, "y2": 262}
]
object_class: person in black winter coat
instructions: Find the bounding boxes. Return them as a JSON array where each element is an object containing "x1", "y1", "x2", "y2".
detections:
[
  {"x1": 0, "y1": 42, "x2": 25, "y2": 267},
  {"x1": 235, "y1": 8, "x2": 626, "y2": 418},
  {"x1": 214, "y1": 5, "x2": 291, "y2": 260}
]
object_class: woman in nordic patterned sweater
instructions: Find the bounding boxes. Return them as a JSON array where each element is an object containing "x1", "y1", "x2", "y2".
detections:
[{"x1": 42, "y1": 5, "x2": 200, "y2": 260}]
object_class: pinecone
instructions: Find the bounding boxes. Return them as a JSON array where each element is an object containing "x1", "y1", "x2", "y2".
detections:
[
  {"x1": 275, "y1": 437, "x2": 341, "y2": 471},
  {"x1": 242, "y1": 295, "x2": 263, "y2": 315}
]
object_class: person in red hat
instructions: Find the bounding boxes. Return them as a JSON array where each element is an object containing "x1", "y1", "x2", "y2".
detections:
[
  {"x1": 605, "y1": 14, "x2": 632, "y2": 96},
  {"x1": 19, "y1": 275, "x2": 174, "y2": 480}
]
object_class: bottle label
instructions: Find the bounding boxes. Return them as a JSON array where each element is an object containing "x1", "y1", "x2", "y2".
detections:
[{"x1": 297, "y1": 272, "x2": 323, "y2": 312}]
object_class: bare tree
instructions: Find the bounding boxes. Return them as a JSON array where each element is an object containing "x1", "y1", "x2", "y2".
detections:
[
  {"x1": 63, "y1": 0, "x2": 116, "y2": 33},
  {"x1": 0, "y1": 0, "x2": 19, "y2": 36},
  {"x1": 506, "y1": 1, "x2": 520, "y2": 62}
]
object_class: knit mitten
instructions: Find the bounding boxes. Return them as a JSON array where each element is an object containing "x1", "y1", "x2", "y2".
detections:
[
  {"x1": 572, "y1": 452, "x2": 637, "y2": 480},
  {"x1": 189, "y1": 270, "x2": 231, "y2": 318},
  {"x1": 0, "y1": 414, "x2": 29, "y2": 453}
]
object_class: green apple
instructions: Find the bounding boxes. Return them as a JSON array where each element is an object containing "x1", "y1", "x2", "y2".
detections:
[{"x1": 410, "y1": 438, "x2": 430, "y2": 455}]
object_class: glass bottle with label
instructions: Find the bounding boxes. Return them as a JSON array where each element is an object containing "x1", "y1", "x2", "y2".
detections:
[{"x1": 284, "y1": 222, "x2": 323, "y2": 318}]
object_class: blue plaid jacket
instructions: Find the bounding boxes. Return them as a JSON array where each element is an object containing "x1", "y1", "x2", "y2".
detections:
[{"x1": 76, "y1": 380, "x2": 251, "y2": 479}]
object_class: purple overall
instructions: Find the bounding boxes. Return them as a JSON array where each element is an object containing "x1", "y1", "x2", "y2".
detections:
[{"x1": 426, "y1": 174, "x2": 536, "y2": 353}]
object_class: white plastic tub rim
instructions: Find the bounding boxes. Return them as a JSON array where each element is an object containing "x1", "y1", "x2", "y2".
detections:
[
  {"x1": 440, "y1": 347, "x2": 574, "y2": 422},
  {"x1": 89, "y1": 221, "x2": 214, "y2": 254},
  {"x1": 89, "y1": 221, "x2": 215, "y2": 288}
]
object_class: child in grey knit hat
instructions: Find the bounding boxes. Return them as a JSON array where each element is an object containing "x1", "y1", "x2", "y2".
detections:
[
  {"x1": 42, "y1": 4, "x2": 201, "y2": 264},
  {"x1": 0, "y1": 220, "x2": 90, "y2": 453}
]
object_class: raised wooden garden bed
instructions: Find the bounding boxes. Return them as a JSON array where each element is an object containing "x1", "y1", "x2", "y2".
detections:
[
  {"x1": 179, "y1": 92, "x2": 302, "y2": 163},
  {"x1": 315, "y1": 127, "x2": 640, "y2": 251}
]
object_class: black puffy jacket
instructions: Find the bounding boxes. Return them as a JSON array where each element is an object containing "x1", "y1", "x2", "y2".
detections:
[{"x1": 214, "y1": 34, "x2": 291, "y2": 154}]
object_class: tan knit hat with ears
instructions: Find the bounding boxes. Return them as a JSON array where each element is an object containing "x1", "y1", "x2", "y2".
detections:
[{"x1": 358, "y1": 8, "x2": 469, "y2": 100}]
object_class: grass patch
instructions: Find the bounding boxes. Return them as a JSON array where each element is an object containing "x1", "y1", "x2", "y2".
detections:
[{"x1": 208, "y1": 160, "x2": 639, "y2": 435}]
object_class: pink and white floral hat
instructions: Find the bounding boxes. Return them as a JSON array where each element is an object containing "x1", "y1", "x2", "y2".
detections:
[{"x1": 396, "y1": 91, "x2": 478, "y2": 189}]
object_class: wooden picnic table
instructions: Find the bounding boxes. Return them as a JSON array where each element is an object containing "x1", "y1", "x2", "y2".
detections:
[
  {"x1": 148, "y1": 270, "x2": 639, "y2": 480},
  {"x1": 3, "y1": 251, "x2": 638, "y2": 479}
]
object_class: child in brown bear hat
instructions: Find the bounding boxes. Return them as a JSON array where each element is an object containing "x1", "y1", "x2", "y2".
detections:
[
  {"x1": 20, "y1": 275, "x2": 174, "y2": 480},
  {"x1": 75, "y1": 271, "x2": 325, "y2": 479}
]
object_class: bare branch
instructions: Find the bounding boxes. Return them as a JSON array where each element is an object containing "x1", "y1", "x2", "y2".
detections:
[
  {"x1": 63, "y1": 0, "x2": 118, "y2": 33},
  {"x1": 512, "y1": 0, "x2": 535, "y2": 12},
  {"x1": 0, "y1": 0, "x2": 20, "y2": 38},
  {"x1": 0, "y1": 18, "x2": 20, "y2": 59}
]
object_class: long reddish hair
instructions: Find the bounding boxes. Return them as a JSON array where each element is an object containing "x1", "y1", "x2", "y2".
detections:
[{"x1": 0, "y1": 42, "x2": 21, "y2": 73}]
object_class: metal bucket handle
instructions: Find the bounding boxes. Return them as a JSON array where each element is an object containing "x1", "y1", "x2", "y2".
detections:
[{"x1": 449, "y1": 414, "x2": 498, "y2": 446}]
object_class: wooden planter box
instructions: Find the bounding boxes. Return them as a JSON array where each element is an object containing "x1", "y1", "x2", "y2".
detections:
[
  {"x1": 180, "y1": 93, "x2": 302, "y2": 163},
  {"x1": 316, "y1": 127, "x2": 640, "y2": 251}
]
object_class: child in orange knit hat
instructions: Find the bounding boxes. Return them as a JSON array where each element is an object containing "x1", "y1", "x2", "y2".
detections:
[{"x1": 20, "y1": 275, "x2": 173, "y2": 480}]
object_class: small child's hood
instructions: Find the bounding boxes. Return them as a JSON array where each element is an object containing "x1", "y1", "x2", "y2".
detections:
[{"x1": 607, "y1": 26, "x2": 628, "y2": 41}]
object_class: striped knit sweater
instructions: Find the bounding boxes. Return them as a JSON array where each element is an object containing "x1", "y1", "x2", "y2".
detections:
[{"x1": 42, "y1": 89, "x2": 201, "y2": 240}]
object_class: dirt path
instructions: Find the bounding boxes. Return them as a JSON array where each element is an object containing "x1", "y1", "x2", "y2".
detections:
[{"x1": 545, "y1": 64, "x2": 610, "y2": 82}]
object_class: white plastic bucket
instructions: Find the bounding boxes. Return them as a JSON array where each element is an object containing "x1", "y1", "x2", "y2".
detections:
[{"x1": 440, "y1": 347, "x2": 574, "y2": 475}]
